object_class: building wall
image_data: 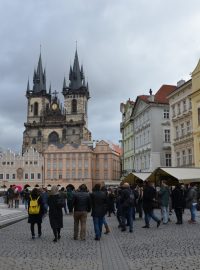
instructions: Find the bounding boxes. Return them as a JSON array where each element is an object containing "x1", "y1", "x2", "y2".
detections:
[
  {"x1": 120, "y1": 100, "x2": 134, "y2": 175},
  {"x1": 43, "y1": 141, "x2": 121, "y2": 190},
  {"x1": 169, "y1": 80, "x2": 194, "y2": 167},
  {"x1": 133, "y1": 99, "x2": 171, "y2": 172},
  {"x1": 191, "y1": 60, "x2": 200, "y2": 166},
  {"x1": 0, "y1": 148, "x2": 43, "y2": 187}
]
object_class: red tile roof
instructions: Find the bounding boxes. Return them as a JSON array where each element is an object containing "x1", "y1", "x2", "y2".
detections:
[{"x1": 137, "y1": 85, "x2": 176, "y2": 105}]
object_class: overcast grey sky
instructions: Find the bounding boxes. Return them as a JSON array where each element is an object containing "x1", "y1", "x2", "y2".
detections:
[{"x1": 1, "y1": 0, "x2": 200, "y2": 152}]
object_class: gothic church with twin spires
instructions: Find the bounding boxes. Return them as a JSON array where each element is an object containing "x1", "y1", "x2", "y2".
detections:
[{"x1": 22, "y1": 50, "x2": 91, "y2": 154}]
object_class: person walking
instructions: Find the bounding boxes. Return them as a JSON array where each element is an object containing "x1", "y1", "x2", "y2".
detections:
[
  {"x1": 7, "y1": 185, "x2": 14, "y2": 208},
  {"x1": 142, "y1": 181, "x2": 161, "y2": 229},
  {"x1": 186, "y1": 183, "x2": 197, "y2": 224},
  {"x1": 59, "y1": 187, "x2": 68, "y2": 215},
  {"x1": 23, "y1": 188, "x2": 30, "y2": 210},
  {"x1": 172, "y1": 183, "x2": 185, "y2": 224},
  {"x1": 120, "y1": 182, "x2": 134, "y2": 233},
  {"x1": 90, "y1": 184, "x2": 107, "y2": 241},
  {"x1": 28, "y1": 188, "x2": 44, "y2": 239},
  {"x1": 48, "y1": 186, "x2": 64, "y2": 242},
  {"x1": 159, "y1": 180, "x2": 170, "y2": 224},
  {"x1": 72, "y1": 184, "x2": 91, "y2": 240},
  {"x1": 66, "y1": 188, "x2": 74, "y2": 214},
  {"x1": 14, "y1": 187, "x2": 20, "y2": 208},
  {"x1": 107, "y1": 189, "x2": 115, "y2": 217}
]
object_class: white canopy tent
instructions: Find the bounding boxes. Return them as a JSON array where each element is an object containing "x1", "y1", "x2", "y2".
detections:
[{"x1": 148, "y1": 167, "x2": 200, "y2": 184}]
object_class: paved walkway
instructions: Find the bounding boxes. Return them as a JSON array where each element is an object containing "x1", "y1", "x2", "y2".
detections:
[
  {"x1": 0, "y1": 203, "x2": 27, "y2": 228},
  {"x1": 1, "y1": 211, "x2": 200, "y2": 269}
]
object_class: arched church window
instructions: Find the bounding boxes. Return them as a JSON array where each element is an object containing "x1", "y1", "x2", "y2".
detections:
[
  {"x1": 32, "y1": 138, "x2": 36, "y2": 144},
  {"x1": 48, "y1": 132, "x2": 59, "y2": 145},
  {"x1": 72, "y1": 99, "x2": 77, "y2": 113},
  {"x1": 34, "y1": 102, "x2": 38, "y2": 116}
]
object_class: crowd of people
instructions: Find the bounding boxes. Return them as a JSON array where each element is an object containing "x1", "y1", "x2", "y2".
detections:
[{"x1": 4, "y1": 180, "x2": 200, "y2": 242}]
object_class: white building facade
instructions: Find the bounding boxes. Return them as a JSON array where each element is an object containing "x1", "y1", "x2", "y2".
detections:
[
  {"x1": 120, "y1": 100, "x2": 135, "y2": 175},
  {"x1": 168, "y1": 80, "x2": 194, "y2": 167},
  {"x1": 0, "y1": 148, "x2": 43, "y2": 188},
  {"x1": 132, "y1": 85, "x2": 176, "y2": 172}
]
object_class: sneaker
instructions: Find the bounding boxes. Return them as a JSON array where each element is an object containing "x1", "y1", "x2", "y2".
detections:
[
  {"x1": 157, "y1": 221, "x2": 161, "y2": 228},
  {"x1": 142, "y1": 225, "x2": 150, "y2": 228},
  {"x1": 121, "y1": 228, "x2": 126, "y2": 232},
  {"x1": 94, "y1": 237, "x2": 100, "y2": 241},
  {"x1": 53, "y1": 238, "x2": 57, "y2": 242}
]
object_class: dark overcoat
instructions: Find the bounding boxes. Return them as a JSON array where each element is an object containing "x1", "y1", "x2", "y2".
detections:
[
  {"x1": 172, "y1": 187, "x2": 185, "y2": 209},
  {"x1": 142, "y1": 185, "x2": 156, "y2": 213},
  {"x1": 90, "y1": 191, "x2": 107, "y2": 217},
  {"x1": 48, "y1": 194, "x2": 63, "y2": 229}
]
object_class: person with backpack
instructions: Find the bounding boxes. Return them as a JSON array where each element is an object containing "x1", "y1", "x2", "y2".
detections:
[
  {"x1": 48, "y1": 186, "x2": 64, "y2": 242},
  {"x1": 7, "y1": 185, "x2": 14, "y2": 208},
  {"x1": 28, "y1": 188, "x2": 44, "y2": 239}
]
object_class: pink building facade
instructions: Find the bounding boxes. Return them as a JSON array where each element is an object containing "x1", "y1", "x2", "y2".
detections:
[{"x1": 43, "y1": 141, "x2": 121, "y2": 190}]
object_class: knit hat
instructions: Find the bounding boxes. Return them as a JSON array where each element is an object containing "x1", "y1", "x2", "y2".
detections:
[{"x1": 51, "y1": 185, "x2": 59, "y2": 195}]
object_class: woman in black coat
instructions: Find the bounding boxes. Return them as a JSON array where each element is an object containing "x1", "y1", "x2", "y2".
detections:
[
  {"x1": 172, "y1": 184, "x2": 185, "y2": 224},
  {"x1": 28, "y1": 188, "x2": 44, "y2": 239},
  {"x1": 48, "y1": 186, "x2": 63, "y2": 242}
]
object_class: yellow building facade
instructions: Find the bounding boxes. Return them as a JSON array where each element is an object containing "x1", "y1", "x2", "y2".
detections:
[{"x1": 191, "y1": 60, "x2": 200, "y2": 166}]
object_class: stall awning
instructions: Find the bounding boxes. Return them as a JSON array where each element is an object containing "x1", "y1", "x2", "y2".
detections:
[
  {"x1": 131, "y1": 172, "x2": 151, "y2": 181},
  {"x1": 149, "y1": 167, "x2": 200, "y2": 184}
]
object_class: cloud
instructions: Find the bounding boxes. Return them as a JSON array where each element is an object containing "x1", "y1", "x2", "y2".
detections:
[{"x1": 1, "y1": 0, "x2": 200, "y2": 151}]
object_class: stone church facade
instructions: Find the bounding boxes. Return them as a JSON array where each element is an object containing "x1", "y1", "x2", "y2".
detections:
[{"x1": 22, "y1": 50, "x2": 91, "y2": 154}]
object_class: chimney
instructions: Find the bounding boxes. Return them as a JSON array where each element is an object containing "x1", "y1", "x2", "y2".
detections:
[{"x1": 177, "y1": 79, "x2": 185, "y2": 87}]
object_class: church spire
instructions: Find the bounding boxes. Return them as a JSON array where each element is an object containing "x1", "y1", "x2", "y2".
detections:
[
  {"x1": 68, "y1": 49, "x2": 83, "y2": 90},
  {"x1": 63, "y1": 77, "x2": 67, "y2": 89},
  {"x1": 26, "y1": 79, "x2": 30, "y2": 92},
  {"x1": 33, "y1": 52, "x2": 46, "y2": 92}
]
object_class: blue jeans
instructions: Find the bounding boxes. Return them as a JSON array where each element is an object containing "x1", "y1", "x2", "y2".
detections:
[
  {"x1": 93, "y1": 217, "x2": 104, "y2": 238},
  {"x1": 103, "y1": 216, "x2": 108, "y2": 226},
  {"x1": 121, "y1": 207, "x2": 133, "y2": 231},
  {"x1": 190, "y1": 204, "x2": 197, "y2": 221},
  {"x1": 161, "y1": 206, "x2": 169, "y2": 224},
  {"x1": 145, "y1": 210, "x2": 160, "y2": 225}
]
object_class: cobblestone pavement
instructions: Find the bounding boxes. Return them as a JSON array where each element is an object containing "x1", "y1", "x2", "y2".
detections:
[{"x1": 1, "y1": 210, "x2": 200, "y2": 270}]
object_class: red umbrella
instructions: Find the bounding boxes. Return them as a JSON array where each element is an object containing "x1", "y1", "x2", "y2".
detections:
[{"x1": 15, "y1": 185, "x2": 23, "y2": 192}]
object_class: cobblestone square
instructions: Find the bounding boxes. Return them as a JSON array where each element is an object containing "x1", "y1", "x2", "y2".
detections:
[{"x1": 1, "y1": 211, "x2": 200, "y2": 270}]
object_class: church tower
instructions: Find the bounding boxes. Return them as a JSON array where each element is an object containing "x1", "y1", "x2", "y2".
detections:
[
  {"x1": 62, "y1": 49, "x2": 91, "y2": 142},
  {"x1": 22, "y1": 53, "x2": 65, "y2": 153},
  {"x1": 22, "y1": 49, "x2": 92, "y2": 154}
]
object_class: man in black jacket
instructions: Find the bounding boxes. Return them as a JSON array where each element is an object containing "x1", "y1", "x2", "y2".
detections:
[
  {"x1": 72, "y1": 184, "x2": 91, "y2": 240},
  {"x1": 172, "y1": 183, "x2": 185, "y2": 224},
  {"x1": 90, "y1": 184, "x2": 107, "y2": 240},
  {"x1": 142, "y1": 181, "x2": 161, "y2": 228}
]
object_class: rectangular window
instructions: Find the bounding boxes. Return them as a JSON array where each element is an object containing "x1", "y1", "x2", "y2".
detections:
[
  {"x1": 186, "y1": 121, "x2": 191, "y2": 133},
  {"x1": 59, "y1": 173, "x2": 62, "y2": 179},
  {"x1": 78, "y1": 159, "x2": 82, "y2": 169},
  {"x1": 176, "y1": 152, "x2": 180, "y2": 166},
  {"x1": 72, "y1": 170, "x2": 75, "y2": 178},
  {"x1": 96, "y1": 171, "x2": 99, "y2": 179},
  {"x1": 25, "y1": 161, "x2": 28, "y2": 165},
  {"x1": 84, "y1": 170, "x2": 88, "y2": 178},
  {"x1": 181, "y1": 123, "x2": 185, "y2": 136},
  {"x1": 172, "y1": 106, "x2": 175, "y2": 117},
  {"x1": 66, "y1": 171, "x2": 70, "y2": 179},
  {"x1": 59, "y1": 160, "x2": 63, "y2": 170},
  {"x1": 31, "y1": 173, "x2": 34, "y2": 179},
  {"x1": 66, "y1": 160, "x2": 70, "y2": 168},
  {"x1": 12, "y1": 174, "x2": 15, "y2": 179},
  {"x1": 176, "y1": 126, "x2": 179, "y2": 139},
  {"x1": 6, "y1": 174, "x2": 9, "y2": 180},
  {"x1": 104, "y1": 171, "x2": 108, "y2": 180},
  {"x1": 47, "y1": 160, "x2": 51, "y2": 169},
  {"x1": 7, "y1": 162, "x2": 10, "y2": 165},
  {"x1": 2, "y1": 162, "x2": 6, "y2": 165},
  {"x1": 165, "y1": 154, "x2": 171, "y2": 167},
  {"x1": 163, "y1": 109, "x2": 169, "y2": 119},
  {"x1": 37, "y1": 173, "x2": 41, "y2": 179},
  {"x1": 53, "y1": 171, "x2": 57, "y2": 179},
  {"x1": 0, "y1": 174, "x2": 3, "y2": 179},
  {"x1": 53, "y1": 161, "x2": 57, "y2": 170},
  {"x1": 25, "y1": 173, "x2": 28, "y2": 179},
  {"x1": 47, "y1": 171, "x2": 51, "y2": 179},
  {"x1": 188, "y1": 149, "x2": 192, "y2": 165},
  {"x1": 178, "y1": 103, "x2": 181, "y2": 115},
  {"x1": 34, "y1": 161, "x2": 38, "y2": 165},
  {"x1": 189, "y1": 98, "x2": 192, "y2": 109},
  {"x1": 183, "y1": 100, "x2": 187, "y2": 111},
  {"x1": 164, "y1": 130, "x2": 170, "y2": 142},
  {"x1": 72, "y1": 160, "x2": 76, "y2": 169},
  {"x1": 78, "y1": 170, "x2": 82, "y2": 178},
  {"x1": 182, "y1": 150, "x2": 186, "y2": 166},
  {"x1": 11, "y1": 162, "x2": 14, "y2": 165}
]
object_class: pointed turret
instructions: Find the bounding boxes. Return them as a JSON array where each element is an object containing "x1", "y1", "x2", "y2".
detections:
[
  {"x1": 68, "y1": 49, "x2": 83, "y2": 90},
  {"x1": 63, "y1": 77, "x2": 67, "y2": 89},
  {"x1": 27, "y1": 79, "x2": 30, "y2": 92},
  {"x1": 33, "y1": 53, "x2": 46, "y2": 92},
  {"x1": 49, "y1": 83, "x2": 51, "y2": 94}
]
